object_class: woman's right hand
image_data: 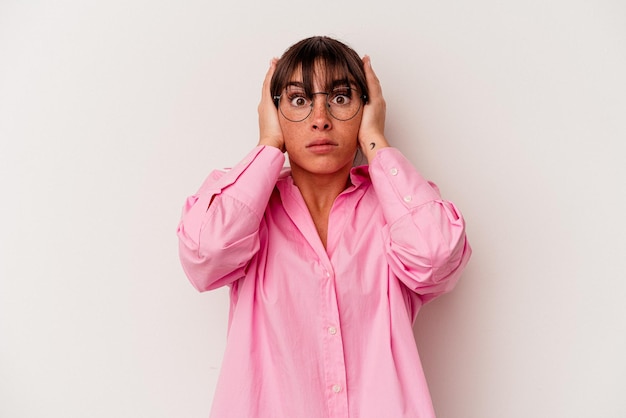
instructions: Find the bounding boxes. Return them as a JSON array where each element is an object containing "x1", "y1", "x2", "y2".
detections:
[{"x1": 257, "y1": 58, "x2": 285, "y2": 151}]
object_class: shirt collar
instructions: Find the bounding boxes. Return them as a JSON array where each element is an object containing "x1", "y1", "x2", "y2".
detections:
[{"x1": 276, "y1": 164, "x2": 371, "y2": 196}]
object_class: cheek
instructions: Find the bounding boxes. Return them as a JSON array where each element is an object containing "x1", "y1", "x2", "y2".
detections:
[
  {"x1": 344, "y1": 118, "x2": 362, "y2": 143},
  {"x1": 278, "y1": 117, "x2": 290, "y2": 135},
  {"x1": 278, "y1": 115, "x2": 287, "y2": 130},
  {"x1": 279, "y1": 119, "x2": 299, "y2": 151}
]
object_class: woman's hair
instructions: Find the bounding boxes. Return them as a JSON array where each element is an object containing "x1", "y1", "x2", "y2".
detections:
[{"x1": 270, "y1": 36, "x2": 368, "y2": 103}]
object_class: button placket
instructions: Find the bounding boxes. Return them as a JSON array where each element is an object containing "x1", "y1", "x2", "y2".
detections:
[{"x1": 318, "y1": 263, "x2": 349, "y2": 413}]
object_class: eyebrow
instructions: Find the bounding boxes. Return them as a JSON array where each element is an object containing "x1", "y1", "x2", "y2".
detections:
[{"x1": 285, "y1": 81, "x2": 305, "y2": 88}]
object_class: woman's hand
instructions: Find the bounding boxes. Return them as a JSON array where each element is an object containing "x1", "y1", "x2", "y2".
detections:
[
  {"x1": 358, "y1": 56, "x2": 390, "y2": 162},
  {"x1": 258, "y1": 58, "x2": 285, "y2": 151}
]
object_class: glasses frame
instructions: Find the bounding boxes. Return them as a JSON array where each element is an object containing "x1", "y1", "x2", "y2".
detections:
[{"x1": 273, "y1": 88, "x2": 368, "y2": 123}]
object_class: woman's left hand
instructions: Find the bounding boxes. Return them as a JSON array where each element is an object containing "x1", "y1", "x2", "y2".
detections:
[{"x1": 358, "y1": 55, "x2": 390, "y2": 162}]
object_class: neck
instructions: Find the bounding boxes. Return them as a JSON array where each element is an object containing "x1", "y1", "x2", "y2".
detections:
[
  {"x1": 291, "y1": 165, "x2": 352, "y2": 250},
  {"x1": 290, "y1": 165, "x2": 352, "y2": 213}
]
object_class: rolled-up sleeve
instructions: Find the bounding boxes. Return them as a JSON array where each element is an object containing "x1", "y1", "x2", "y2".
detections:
[
  {"x1": 369, "y1": 147, "x2": 472, "y2": 302},
  {"x1": 177, "y1": 145, "x2": 285, "y2": 292}
]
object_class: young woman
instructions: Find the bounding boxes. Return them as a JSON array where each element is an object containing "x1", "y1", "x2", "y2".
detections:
[{"x1": 177, "y1": 36, "x2": 472, "y2": 418}]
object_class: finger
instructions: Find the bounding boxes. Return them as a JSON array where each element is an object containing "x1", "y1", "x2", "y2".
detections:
[
  {"x1": 261, "y1": 58, "x2": 278, "y2": 102},
  {"x1": 362, "y1": 55, "x2": 382, "y2": 100}
]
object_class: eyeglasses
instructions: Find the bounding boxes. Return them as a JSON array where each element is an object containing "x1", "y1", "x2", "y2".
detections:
[{"x1": 274, "y1": 85, "x2": 367, "y2": 122}]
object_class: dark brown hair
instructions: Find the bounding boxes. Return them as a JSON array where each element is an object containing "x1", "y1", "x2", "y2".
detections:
[{"x1": 270, "y1": 36, "x2": 368, "y2": 104}]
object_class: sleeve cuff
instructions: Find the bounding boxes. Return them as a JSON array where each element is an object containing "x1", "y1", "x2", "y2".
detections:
[{"x1": 368, "y1": 147, "x2": 441, "y2": 224}]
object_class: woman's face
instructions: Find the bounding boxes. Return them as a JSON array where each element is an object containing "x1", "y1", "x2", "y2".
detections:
[{"x1": 279, "y1": 65, "x2": 363, "y2": 180}]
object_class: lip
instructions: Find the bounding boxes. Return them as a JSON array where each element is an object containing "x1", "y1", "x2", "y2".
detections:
[{"x1": 306, "y1": 139, "x2": 338, "y2": 154}]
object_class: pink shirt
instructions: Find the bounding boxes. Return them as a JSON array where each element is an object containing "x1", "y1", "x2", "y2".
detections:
[{"x1": 177, "y1": 145, "x2": 471, "y2": 417}]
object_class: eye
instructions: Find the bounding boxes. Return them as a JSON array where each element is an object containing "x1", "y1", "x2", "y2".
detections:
[
  {"x1": 329, "y1": 88, "x2": 352, "y2": 106},
  {"x1": 285, "y1": 87, "x2": 310, "y2": 108},
  {"x1": 289, "y1": 95, "x2": 309, "y2": 107}
]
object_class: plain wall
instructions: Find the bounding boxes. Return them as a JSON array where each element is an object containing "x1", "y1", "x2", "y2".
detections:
[{"x1": 1, "y1": 1, "x2": 625, "y2": 417}]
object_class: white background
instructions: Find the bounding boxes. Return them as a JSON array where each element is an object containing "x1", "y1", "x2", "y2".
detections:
[{"x1": 1, "y1": 1, "x2": 625, "y2": 417}]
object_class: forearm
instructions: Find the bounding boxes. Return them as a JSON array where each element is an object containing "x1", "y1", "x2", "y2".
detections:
[
  {"x1": 177, "y1": 145, "x2": 285, "y2": 291},
  {"x1": 369, "y1": 147, "x2": 471, "y2": 301}
]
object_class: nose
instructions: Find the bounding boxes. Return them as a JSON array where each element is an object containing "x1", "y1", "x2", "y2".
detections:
[{"x1": 310, "y1": 94, "x2": 332, "y2": 130}]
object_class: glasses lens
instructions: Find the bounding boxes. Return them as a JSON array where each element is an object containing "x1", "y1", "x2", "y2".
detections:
[
  {"x1": 279, "y1": 86, "x2": 311, "y2": 122},
  {"x1": 327, "y1": 87, "x2": 361, "y2": 121},
  {"x1": 278, "y1": 86, "x2": 362, "y2": 122}
]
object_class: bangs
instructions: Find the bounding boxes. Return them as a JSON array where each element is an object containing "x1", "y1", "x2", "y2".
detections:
[
  {"x1": 271, "y1": 36, "x2": 368, "y2": 100},
  {"x1": 299, "y1": 59, "x2": 354, "y2": 95}
]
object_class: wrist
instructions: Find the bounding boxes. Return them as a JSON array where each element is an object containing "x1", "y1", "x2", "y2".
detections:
[
  {"x1": 258, "y1": 137, "x2": 285, "y2": 152},
  {"x1": 359, "y1": 134, "x2": 389, "y2": 162}
]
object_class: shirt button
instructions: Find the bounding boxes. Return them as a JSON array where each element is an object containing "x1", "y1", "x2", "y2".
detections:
[
  {"x1": 403, "y1": 195, "x2": 412, "y2": 203},
  {"x1": 332, "y1": 384, "x2": 342, "y2": 393},
  {"x1": 390, "y1": 168, "x2": 398, "y2": 176},
  {"x1": 328, "y1": 326, "x2": 337, "y2": 335}
]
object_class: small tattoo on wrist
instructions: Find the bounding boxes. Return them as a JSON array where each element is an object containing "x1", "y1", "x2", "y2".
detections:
[{"x1": 369, "y1": 142, "x2": 376, "y2": 150}]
